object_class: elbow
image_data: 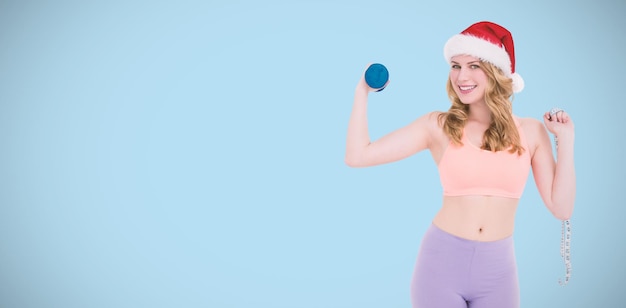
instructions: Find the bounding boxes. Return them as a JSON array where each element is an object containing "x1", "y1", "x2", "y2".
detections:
[
  {"x1": 344, "y1": 152, "x2": 369, "y2": 168},
  {"x1": 554, "y1": 212, "x2": 572, "y2": 221},
  {"x1": 551, "y1": 205, "x2": 574, "y2": 221},
  {"x1": 344, "y1": 156, "x2": 363, "y2": 168},
  {"x1": 345, "y1": 146, "x2": 377, "y2": 168},
  {"x1": 345, "y1": 159, "x2": 357, "y2": 168},
  {"x1": 345, "y1": 143, "x2": 375, "y2": 168},
  {"x1": 344, "y1": 149, "x2": 360, "y2": 167}
]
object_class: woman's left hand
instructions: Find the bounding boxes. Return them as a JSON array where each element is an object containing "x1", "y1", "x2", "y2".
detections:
[{"x1": 543, "y1": 109, "x2": 575, "y2": 139}]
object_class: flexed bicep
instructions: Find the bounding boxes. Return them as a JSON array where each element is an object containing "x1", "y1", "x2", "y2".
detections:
[{"x1": 346, "y1": 112, "x2": 435, "y2": 168}]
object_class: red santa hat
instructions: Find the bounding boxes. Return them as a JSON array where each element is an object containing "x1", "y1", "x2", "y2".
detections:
[{"x1": 444, "y1": 21, "x2": 524, "y2": 93}]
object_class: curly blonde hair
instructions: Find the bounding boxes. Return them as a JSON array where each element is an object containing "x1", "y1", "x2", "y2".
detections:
[{"x1": 438, "y1": 61, "x2": 524, "y2": 155}]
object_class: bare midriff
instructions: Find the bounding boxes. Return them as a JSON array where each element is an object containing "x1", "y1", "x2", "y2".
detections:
[{"x1": 432, "y1": 195, "x2": 519, "y2": 242}]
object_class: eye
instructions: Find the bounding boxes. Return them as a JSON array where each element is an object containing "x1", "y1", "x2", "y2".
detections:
[
  {"x1": 470, "y1": 64, "x2": 480, "y2": 69},
  {"x1": 451, "y1": 64, "x2": 461, "y2": 69}
]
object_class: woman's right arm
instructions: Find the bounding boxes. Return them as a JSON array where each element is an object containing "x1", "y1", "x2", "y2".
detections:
[{"x1": 344, "y1": 74, "x2": 435, "y2": 168}]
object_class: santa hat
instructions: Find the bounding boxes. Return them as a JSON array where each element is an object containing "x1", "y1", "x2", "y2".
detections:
[{"x1": 444, "y1": 21, "x2": 524, "y2": 93}]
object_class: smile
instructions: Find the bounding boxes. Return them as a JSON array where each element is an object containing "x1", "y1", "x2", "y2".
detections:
[{"x1": 459, "y1": 85, "x2": 477, "y2": 91}]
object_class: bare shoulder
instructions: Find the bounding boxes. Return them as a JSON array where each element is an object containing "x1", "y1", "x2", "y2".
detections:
[
  {"x1": 406, "y1": 111, "x2": 443, "y2": 128},
  {"x1": 517, "y1": 116, "x2": 545, "y2": 133},
  {"x1": 404, "y1": 111, "x2": 447, "y2": 139},
  {"x1": 422, "y1": 111, "x2": 445, "y2": 127},
  {"x1": 422, "y1": 111, "x2": 449, "y2": 147},
  {"x1": 516, "y1": 115, "x2": 549, "y2": 151},
  {"x1": 418, "y1": 111, "x2": 446, "y2": 135},
  {"x1": 517, "y1": 115, "x2": 543, "y2": 130}
]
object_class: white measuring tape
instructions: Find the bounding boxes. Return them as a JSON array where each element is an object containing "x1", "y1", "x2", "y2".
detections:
[
  {"x1": 559, "y1": 219, "x2": 572, "y2": 286},
  {"x1": 553, "y1": 134, "x2": 572, "y2": 286}
]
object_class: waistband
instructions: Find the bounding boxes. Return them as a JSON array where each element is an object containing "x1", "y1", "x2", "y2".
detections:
[{"x1": 425, "y1": 223, "x2": 514, "y2": 252}]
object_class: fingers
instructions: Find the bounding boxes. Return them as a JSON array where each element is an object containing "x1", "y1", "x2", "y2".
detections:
[
  {"x1": 546, "y1": 110, "x2": 568, "y2": 123},
  {"x1": 544, "y1": 111, "x2": 552, "y2": 122}
]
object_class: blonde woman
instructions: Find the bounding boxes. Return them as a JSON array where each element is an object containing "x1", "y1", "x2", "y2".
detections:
[{"x1": 345, "y1": 21, "x2": 575, "y2": 308}]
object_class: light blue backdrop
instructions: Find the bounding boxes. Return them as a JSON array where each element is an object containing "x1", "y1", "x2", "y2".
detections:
[{"x1": 1, "y1": 0, "x2": 624, "y2": 307}]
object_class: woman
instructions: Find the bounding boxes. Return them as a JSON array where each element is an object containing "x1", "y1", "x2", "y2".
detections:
[{"x1": 345, "y1": 21, "x2": 575, "y2": 308}]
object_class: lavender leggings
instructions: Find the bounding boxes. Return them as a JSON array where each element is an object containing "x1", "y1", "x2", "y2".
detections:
[{"x1": 411, "y1": 224, "x2": 520, "y2": 308}]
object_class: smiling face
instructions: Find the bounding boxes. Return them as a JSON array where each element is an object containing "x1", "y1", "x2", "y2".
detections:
[{"x1": 449, "y1": 55, "x2": 488, "y2": 106}]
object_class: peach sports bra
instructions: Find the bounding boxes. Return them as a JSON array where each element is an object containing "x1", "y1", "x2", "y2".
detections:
[{"x1": 437, "y1": 120, "x2": 531, "y2": 199}]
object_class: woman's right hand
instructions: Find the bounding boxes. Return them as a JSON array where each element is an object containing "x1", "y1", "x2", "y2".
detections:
[{"x1": 357, "y1": 64, "x2": 389, "y2": 93}]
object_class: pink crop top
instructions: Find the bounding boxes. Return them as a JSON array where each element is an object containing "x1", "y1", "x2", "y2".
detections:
[{"x1": 437, "y1": 121, "x2": 531, "y2": 199}]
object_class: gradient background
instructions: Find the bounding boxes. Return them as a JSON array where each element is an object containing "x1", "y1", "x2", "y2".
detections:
[{"x1": 1, "y1": 0, "x2": 624, "y2": 307}]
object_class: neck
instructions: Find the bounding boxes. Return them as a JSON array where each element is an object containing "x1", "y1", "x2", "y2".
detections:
[{"x1": 467, "y1": 103, "x2": 492, "y2": 124}]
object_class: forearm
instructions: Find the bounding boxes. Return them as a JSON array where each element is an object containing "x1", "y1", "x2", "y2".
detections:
[
  {"x1": 550, "y1": 134, "x2": 576, "y2": 220},
  {"x1": 345, "y1": 83, "x2": 371, "y2": 167}
]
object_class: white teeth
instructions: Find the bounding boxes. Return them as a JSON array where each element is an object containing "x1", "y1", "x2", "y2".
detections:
[{"x1": 460, "y1": 86, "x2": 476, "y2": 91}]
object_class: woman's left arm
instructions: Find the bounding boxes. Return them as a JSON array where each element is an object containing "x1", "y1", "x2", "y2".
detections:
[{"x1": 528, "y1": 111, "x2": 576, "y2": 220}]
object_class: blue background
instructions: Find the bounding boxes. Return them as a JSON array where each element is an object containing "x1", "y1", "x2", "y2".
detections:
[{"x1": 1, "y1": 0, "x2": 624, "y2": 307}]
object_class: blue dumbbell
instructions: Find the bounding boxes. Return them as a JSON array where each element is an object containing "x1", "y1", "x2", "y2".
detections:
[{"x1": 364, "y1": 63, "x2": 389, "y2": 92}]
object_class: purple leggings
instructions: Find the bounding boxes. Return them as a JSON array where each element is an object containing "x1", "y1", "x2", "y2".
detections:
[{"x1": 411, "y1": 224, "x2": 520, "y2": 308}]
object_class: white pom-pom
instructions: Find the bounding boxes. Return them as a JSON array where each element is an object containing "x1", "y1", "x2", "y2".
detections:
[{"x1": 511, "y1": 72, "x2": 524, "y2": 93}]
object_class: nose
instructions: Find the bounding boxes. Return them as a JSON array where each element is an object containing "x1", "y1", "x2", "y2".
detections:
[{"x1": 456, "y1": 66, "x2": 470, "y2": 82}]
